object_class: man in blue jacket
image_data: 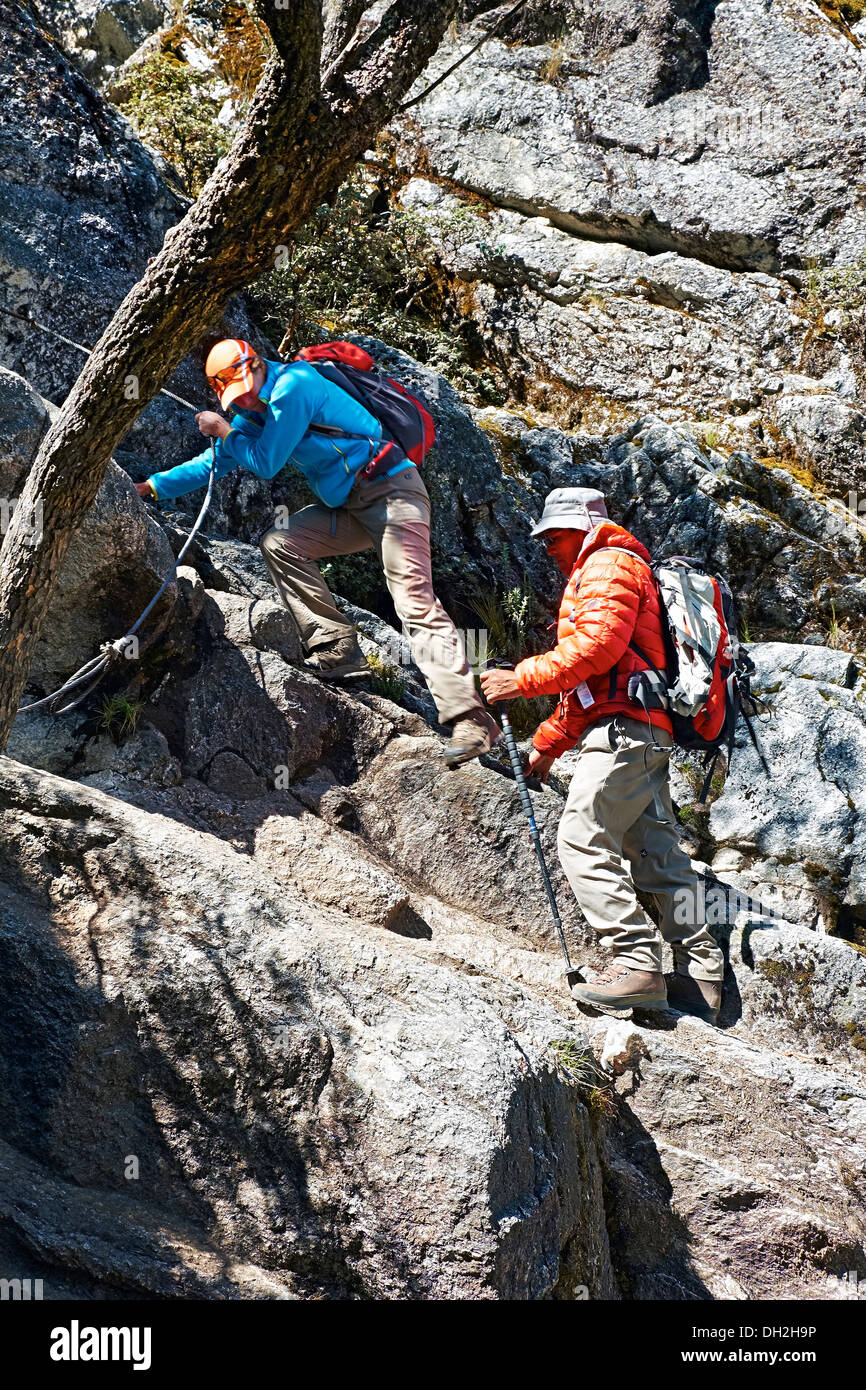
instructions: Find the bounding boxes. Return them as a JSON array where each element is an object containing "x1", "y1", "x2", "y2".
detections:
[{"x1": 138, "y1": 339, "x2": 498, "y2": 767}]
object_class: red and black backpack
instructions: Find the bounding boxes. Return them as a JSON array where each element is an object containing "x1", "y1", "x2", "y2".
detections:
[{"x1": 295, "y1": 341, "x2": 436, "y2": 481}]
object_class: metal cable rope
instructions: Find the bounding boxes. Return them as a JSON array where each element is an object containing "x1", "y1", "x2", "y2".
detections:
[{"x1": 0, "y1": 305, "x2": 217, "y2": 715}]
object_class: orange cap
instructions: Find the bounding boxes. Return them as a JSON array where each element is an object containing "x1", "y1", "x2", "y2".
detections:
[{"x1": 205, "y1": 339, "x2": 258, "y2": 409}]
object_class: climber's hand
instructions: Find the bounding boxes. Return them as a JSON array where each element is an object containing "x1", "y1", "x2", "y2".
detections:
[
  {"x1": 523, "y1": 747, "x2": 555, "y2": 783},
  {"x1": 480, "y1": 667, "x2": 519, "y2": 701},
  {"x1": 195, "y1": 411, "x2": 231, "y2": 440}
]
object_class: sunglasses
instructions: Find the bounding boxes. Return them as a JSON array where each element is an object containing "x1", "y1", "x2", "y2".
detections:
[{"x1": 207, "y1": 354, "x2": 257, "y2": 391}]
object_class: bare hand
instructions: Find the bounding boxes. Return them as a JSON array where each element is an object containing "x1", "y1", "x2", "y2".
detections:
[
  {"x1": 195, "y1": 410, "x2": 231, "y2": 439},
  {"x1": 524, "y1": 747, "x2": 555, "y2": 783},
  {"x1": 135, "y1": 481, "x2": 154, "y2": 498},
  {"x1": 480, "y1": 667, "x2": 520, "y2": 702}
]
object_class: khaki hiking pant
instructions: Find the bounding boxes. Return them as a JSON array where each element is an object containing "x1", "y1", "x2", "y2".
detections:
[
  {"x1": 557, "y1": 714, "x2": 725, "y2": 982},
  {"x1": 260, "y1": 467, "x2": 481, "y2": 725}
]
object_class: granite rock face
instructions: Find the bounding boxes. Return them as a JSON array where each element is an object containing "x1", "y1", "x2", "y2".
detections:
[
  {"x1": 402, "y1": 1, "x2": 866, "y2": 272},
  {"x1": 386, "y1": 1, "x2": 866, "y2": 488},
  {"x1": 33, "y1": 0, "x2": 170, "y2": 83}
]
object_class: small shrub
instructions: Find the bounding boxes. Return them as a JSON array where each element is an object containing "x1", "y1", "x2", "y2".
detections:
[
  {"x1": 115, "y1": 52, "x2": 230, "y2": 194},
  {"x1": 548, "y1": 1039, "x2": 616, "y2": 1115},
  {"x1": 247, "y1": 168, "x2": 508, "y2": 406}
]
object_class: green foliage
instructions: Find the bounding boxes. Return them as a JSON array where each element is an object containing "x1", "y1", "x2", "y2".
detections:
[
  {"x1": 115, "y1": 52, "x2": 230, "y2": 194},
  {"x1": 100, "y1": 694, "x2": 145, "y2": 742},
  {"x1": 248, "y1": 171, "x2": 507, "y2": 405},
  {"x1": 469, "y1": 583, "x2": 532, "y2": 665},
  {"x1": 366, "y1": 652, "x2": 405, "y2": 704},
  {"x1": 804, "y1": 251, "x2": 866, "y2": 326}
]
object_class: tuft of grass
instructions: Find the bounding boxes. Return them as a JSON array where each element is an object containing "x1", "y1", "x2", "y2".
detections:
[
  {"x1": 100, "y1": 694, "x2": 145, "y2": 742},
  {"x1": 548, "y1": 1039, "x2": 616, "y2": 1116},
  {"x1": 470, "y1": 583, "x2": 531, "y2": 665},
  {"x1": 366, "y1": 652, "x2": 405, "y2": 703},
  {"x1": 541, "y1": 35, "x2": 566, "y2": 83},
  {"x1": 802, "y1": 250, "x2": 866, "y2": 327},
  {"x1": 828, "y1": 598, "x2": 841, "y2": 649},
  {"x1": 699, "y1": 423, "x2": 720, "y2": 452}
]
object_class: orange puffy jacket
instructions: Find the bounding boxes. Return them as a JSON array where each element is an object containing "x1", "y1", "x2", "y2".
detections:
[{"x1": 514, "y1": 521, "x2": 673, "y2": 757}]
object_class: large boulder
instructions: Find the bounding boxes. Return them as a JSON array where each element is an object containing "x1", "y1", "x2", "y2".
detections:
[
  {"x1": 1, "y1": 750, "x2": 864, "y2": 1300},
  {"x1": 388, "y1": 2, "x2": 866, "y2": 487},
  {"x1": 400, "y1": 1, "x2": 866, "y2": 272},
  {"x1": 396, "y1": 176, "x2": 801, "y2": 435},
  {"x1": 0, "y1": 757, "x2": 613, "y2": 1299},
  {"x1": 0, "y1": 365, "x2": 176, "y2": 692},
  {"x1": 707, "y1": 642, "x2": 866, "y2": 937}
]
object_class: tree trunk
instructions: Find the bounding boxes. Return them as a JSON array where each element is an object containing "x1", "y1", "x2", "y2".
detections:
[{"x1": 0, "y1": 0, "x2": 459, "y2": 749}]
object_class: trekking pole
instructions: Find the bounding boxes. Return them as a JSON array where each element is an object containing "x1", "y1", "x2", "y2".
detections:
[{"x1": 498, "y1": 705, "x2": 584, "y2": 990}]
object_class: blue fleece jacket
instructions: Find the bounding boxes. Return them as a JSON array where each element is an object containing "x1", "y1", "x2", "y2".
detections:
[{"x1": 148, "y1": 358, "x2": 412, "y2": 507}]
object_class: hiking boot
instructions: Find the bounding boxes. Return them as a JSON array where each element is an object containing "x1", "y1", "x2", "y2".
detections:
[
  {"x1": 303, "y1": 634, "x2": 370, "y2": 681},
  {"x1": 573, "y1": 960, "x2": 667, "y2": 1012},
  {"x1": 666, "y1": 970, "x2": 722, "y2": 1024},
  {"x1": 444, "y1": 708, "x2": 501, "y2": 768}
]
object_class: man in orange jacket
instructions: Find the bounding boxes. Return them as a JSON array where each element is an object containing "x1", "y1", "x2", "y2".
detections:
[{"x1": 481, "y1": 488, "x2": 725, "y2": 1020}]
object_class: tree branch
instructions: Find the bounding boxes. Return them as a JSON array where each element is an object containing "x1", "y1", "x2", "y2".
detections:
[
  {"x1": 322, "y1": 0, "x2": 371, "y2": 69},
  {"x1": 252, "y1": 0, "x2": 323, "y2": 76},
  {"x1": 323, "y1": 0, "x2": 461, "y2": 133}
]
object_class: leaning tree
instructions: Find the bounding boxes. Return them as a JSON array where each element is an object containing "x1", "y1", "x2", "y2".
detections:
[{"x1": 0, "y1": 0, "x2": 463, "y2": 747}]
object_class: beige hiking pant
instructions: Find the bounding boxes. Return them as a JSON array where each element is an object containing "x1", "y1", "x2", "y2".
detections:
[
  {"x1": 260, "y1": 467, "x2": 481, "y2": 725},
  {"x1": 557, "y1": 715, "x2": 725, "y2": 981}
]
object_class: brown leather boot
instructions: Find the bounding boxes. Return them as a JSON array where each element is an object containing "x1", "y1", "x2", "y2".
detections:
[
  {"x1": 303, "y1": 634, "x2": 370, "y2": 681},
  {"x1": 573, "y1": 960, "x2": 667, "y2": 1011},
  {"x1": 666, "y1": 971, "x2": 722, "y2": 1024},
  {"x1": 444, "y1": 708, "x2": 501, "y2": 768}
]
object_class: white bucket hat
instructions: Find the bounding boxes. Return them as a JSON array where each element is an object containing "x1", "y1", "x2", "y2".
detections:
[{"x1": 530, "y1": 487, "x2": 608, "y2": 536}]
